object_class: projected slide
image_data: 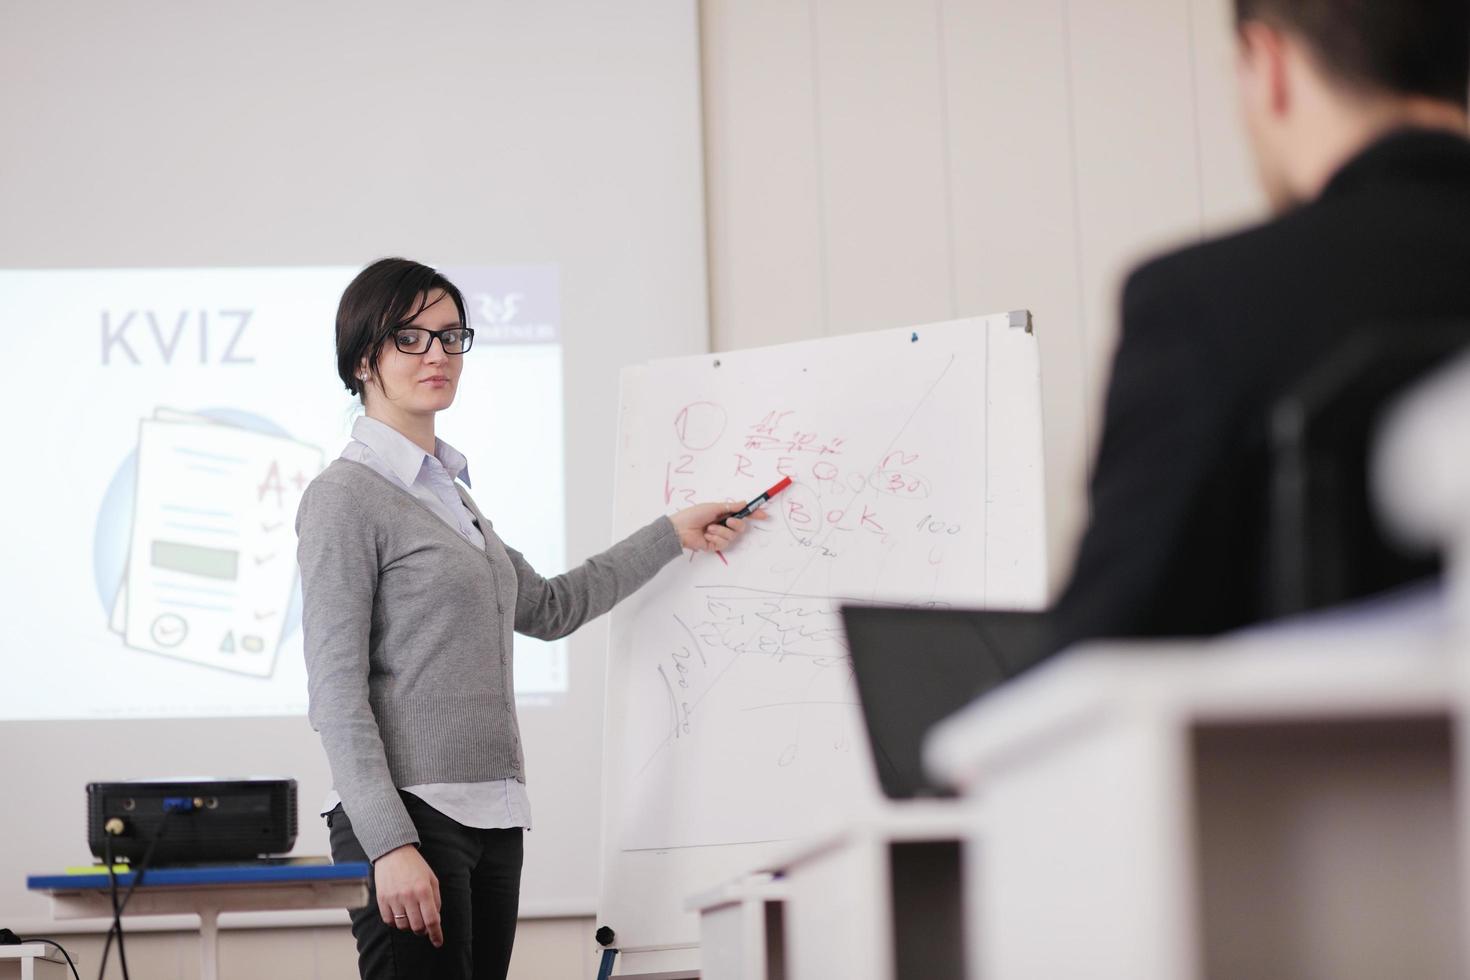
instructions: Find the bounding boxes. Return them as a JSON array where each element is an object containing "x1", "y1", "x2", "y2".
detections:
[{"x1": 0, "y1": 266, "x2": 566, "y2": 720}]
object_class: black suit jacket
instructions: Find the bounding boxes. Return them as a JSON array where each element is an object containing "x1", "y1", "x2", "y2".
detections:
[{"x1": 1050, "y1": 128, "x2": 1470, "y2": 653}]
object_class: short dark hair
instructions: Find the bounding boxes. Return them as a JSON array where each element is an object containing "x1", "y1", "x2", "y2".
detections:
[
  {"x1": 335, "y1": 257, "x2": 469, "y2": 400},
  {"x1": 1235, "y1": 0, "x2": 1469, "y2": 109}
]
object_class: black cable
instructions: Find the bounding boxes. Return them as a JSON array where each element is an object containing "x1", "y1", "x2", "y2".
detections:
[
  {"x1": 113, "y1": 813, "x2": 170, "y2": 918},
  {"x1": 95, "y1": 906, "x2": 115, "y2": 980},
  {"x1": 99, "y1": 833, "x2": 129, "y2": 980},
  {"x1": 16, "y1": 937, "x2": 81, "y2": 980},
  {"x1": 96, "y1": 810, "x2": 173, "y2": 980}
]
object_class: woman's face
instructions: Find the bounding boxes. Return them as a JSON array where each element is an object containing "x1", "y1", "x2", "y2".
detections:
[{"x1": 360, "y1": 289, "x2": 465, "y2": 416}]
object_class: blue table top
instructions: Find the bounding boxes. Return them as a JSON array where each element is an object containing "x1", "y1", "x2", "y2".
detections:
[{"x1": 28, "y1": 861, "x2": 371, "y2": 892}]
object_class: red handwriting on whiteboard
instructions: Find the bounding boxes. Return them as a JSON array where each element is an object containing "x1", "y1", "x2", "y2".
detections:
[
  {"x1": 741, "y1": 411, "x2": 845, "y2": 457},
  {"x1": 870, "y1": 449, "x2": 931, "y2": 499},
  {"x1": 786, "y1": 497, "x2": 817, "y2": 532},
  {"x1": 663, "y1": 461, "x2": 698, "y2": 507},
  {"x1": 665, "y1": 403, "x2": 727, "y2": 511},
  {"x1": 674, "y1": 402, "x2": 728, "y2": 451}
]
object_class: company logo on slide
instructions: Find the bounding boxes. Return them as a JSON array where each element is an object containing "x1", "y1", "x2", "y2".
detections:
[
  {"x1": 93, "y1": 408, "x2": 324, "y2": 678},
  {"x1": 440, "y1": 265, "x2": 559, "y2": 344},
  {"x1": 475, "y1": 292, "x2": 522, "y2": 325}
]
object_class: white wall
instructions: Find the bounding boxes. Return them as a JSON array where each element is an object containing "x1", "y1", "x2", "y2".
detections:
[{"x1": 701, "y1": 0, "x2": 1266, "y2": 591}]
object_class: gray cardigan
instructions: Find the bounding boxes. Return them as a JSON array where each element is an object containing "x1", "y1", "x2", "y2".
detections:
[{"x1": 296, "y1": 458, "x2": 681, "y2": 860}]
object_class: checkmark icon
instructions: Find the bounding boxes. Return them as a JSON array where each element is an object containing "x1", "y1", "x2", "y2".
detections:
[{"x1": 149, "y1": 613, "x2": 188, "y2": 649}]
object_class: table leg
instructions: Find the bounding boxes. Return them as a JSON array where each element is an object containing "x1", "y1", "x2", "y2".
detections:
[{"x1": 199, "y1": 907, "x2": 219, "y2": 980}]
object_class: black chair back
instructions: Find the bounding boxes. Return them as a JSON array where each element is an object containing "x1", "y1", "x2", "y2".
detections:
[{"x1": 1266, "y1": 323, "x2": 1470, "y2": 616}]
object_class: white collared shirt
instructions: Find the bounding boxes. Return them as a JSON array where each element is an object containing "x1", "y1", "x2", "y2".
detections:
[{"x1": 321, "y1": 415, "x2": 532, "y2": 832}]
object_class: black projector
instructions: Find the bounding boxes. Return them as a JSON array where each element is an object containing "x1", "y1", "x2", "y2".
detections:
[{"x1": 87, "y1": 778, "x2": 298, "y2": 865}]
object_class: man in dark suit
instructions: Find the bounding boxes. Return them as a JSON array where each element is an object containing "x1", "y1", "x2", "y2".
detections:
[{"x1": 1050, "y1": 0, "x2": 1470, "y2": 652}]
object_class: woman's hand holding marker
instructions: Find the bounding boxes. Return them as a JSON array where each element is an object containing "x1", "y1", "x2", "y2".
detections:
[
  {"x1": 669, "y1": 477, "x2": 792, "y2": 552},
  {"x1": 671, "y1": 500, "x2": 768, "y2": 551}
]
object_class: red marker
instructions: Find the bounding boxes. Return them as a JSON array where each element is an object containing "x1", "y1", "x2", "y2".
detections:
[{"x1": 721, "y1": 476, "x2": 792, "y2": 527}]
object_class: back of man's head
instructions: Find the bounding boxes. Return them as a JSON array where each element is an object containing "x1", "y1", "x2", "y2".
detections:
[
  {"x1": 1234, "y1": 0, "x2": 1470, "y2": 210},
  {"x1": 1236, "y1": 0, "x2": 1469, "y2": 109}
]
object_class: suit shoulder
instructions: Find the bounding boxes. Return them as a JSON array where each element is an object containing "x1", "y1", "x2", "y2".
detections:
[
  {"x1": 1119, "y1": 210, "x2": 1329, "y2": 351},
  {"x1": 1125, "y1": 217, "x2": 1290, "y2": 301}
]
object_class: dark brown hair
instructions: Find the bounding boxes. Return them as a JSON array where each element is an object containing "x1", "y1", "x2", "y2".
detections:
[
  {"x1": 1235, "y1": 0, "x2": 1469, "y2": 109},
  {"x1": 335, "y1": 258, "x2": 469, "y2": 400}
]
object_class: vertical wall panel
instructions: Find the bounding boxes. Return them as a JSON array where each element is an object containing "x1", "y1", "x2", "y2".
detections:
[
  {"x1": 942, "y1": 0, "x2": 1090, "y2": 586},
  {"x1": 1064, "y1": 0, "x2": 1204, "y2": 458},
  {"x1": 811, "y1": 0, "x2": 955, "y2": 335},
  {"x1": 702, "y1": 0, "x2": 826, "y2": 350},
  {"x1": 1190, "y1": 0, "x2": 1268, "y2": 231}
]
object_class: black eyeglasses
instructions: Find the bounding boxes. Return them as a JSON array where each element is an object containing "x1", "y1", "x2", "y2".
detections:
[{"x1": 390, "y1": 326, "x2": 475, "y2": 355}]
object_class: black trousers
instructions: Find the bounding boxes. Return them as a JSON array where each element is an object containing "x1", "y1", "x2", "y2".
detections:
[{"x1": 327, "y1": 793, "x2": 524, "y2": 980}]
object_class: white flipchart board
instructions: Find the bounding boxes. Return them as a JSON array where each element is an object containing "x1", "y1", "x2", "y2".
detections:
[{"x1": 598, "y1": 314, "x2": 1047, "y2": 974}]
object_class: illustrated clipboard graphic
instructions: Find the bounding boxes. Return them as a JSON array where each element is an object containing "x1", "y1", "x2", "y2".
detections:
[{"x1": 110, "y1": 408, "x2": 324, "y2": 677}]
